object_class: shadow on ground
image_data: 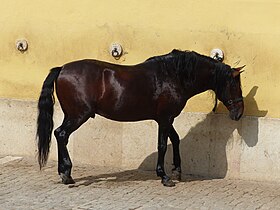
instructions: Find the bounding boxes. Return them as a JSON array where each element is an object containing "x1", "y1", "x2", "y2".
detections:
[{"x1": 73, "y1": 168, "x2": 210, "y2": 187}]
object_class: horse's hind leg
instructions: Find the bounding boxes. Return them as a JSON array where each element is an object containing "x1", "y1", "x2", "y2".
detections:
[
  {"x1": 54, "y1": 114, "x2": 90, "y2": 184},
  {"x1": 169, "y1": 125, "x2": 181, "y2": 181}
]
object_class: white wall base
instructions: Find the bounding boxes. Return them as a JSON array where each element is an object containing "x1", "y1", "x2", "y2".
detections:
[{"x1": 0, "y1": 99, "x2": 279, "y2": 182}]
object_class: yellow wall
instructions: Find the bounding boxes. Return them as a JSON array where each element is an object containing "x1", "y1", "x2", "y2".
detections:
[{"x1": 0, "y1": 0, "x2": 278, "y2": 117}]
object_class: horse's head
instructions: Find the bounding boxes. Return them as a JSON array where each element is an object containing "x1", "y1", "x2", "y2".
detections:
[{"x1": 216, "y1": 65, "x2": 245, "y2": 121}]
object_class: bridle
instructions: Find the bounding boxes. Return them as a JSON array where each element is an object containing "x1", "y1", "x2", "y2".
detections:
[
  {"x1": 211, "y1": 64, "x2": 244, "y2": 113},
  {"x1": 212, "y1": 95, "x2": 243, "y2": 112}
]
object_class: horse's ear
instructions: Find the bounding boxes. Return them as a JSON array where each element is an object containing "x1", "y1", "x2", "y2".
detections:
[
  {"x1": 234, "y1": 65, "x2": 246, "y2": 72},
  {"x1": 232, "y1": 65, "x2": 246, "y2": 77}
]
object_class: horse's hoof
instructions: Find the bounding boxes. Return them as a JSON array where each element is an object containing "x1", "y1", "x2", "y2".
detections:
[
  {"x1": 60, "y1": 173, "x2": 75, "y2": 185},
  {"x1": 172, "y1": 170, "x2": 182, "y2": 181},
  {"x1": 161, "y1": 177, "x2": 175, "y2": 187}
]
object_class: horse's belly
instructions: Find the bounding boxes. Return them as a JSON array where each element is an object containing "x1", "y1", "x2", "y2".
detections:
[{"x1": 96, "y1": 104, "x2": 155, "y2": 122}]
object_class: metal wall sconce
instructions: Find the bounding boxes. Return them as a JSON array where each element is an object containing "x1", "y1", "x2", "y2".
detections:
[
  {"x1": 110, "y1": 43, "x2": 123, "y2": 60},
  {"x1": 210, "y1": 48, "x2": 224, "y2": 62},
  {"x1": 16, "y1": 39, "x2": 28, "y2": 52}
]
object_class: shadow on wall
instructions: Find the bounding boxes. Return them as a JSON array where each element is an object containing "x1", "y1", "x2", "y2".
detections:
[{"x1": 138, "y1": 86, "x2": 267, "y2": 179}]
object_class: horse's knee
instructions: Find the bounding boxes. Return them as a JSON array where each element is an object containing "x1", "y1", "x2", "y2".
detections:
[{"x1": 157, "y1": 143, "x2": 167, "y2": 152}]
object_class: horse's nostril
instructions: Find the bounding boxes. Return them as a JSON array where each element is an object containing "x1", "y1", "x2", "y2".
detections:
[
  {"x1": 234, "y1": 112, "x2": 243, "y2": 121},
  {"x1": 237, "y1": 112, "x2": 243, "y2": 120}
]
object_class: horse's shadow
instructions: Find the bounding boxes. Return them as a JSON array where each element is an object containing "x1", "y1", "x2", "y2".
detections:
[
  {"x1": 72, "y1": 169, "x2": 158, "y2": 187},
  {"x1": 74, "y1": 86, "x2": 267, "y2": 186},
  {"x1": 139, "y1": 86, "x2": 267, "y2": 178}
]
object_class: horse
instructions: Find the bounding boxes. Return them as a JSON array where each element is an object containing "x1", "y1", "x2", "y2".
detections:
[{"x1": 36, "y1": 49, "x2": 244, "y2": 187}]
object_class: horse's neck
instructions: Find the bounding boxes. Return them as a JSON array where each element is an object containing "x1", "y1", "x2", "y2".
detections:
[{"x1": 185, "y1": 67, "x2": 215, "y2": 99}]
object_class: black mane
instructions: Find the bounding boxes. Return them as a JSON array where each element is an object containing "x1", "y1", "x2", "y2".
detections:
[{"x1": 145, "y1": 49, "x2": 236, "y2": 92}]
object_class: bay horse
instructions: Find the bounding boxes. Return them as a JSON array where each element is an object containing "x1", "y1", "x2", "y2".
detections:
[{"x1": 37, "y1": 49, "x2": 244, "y2": 187}]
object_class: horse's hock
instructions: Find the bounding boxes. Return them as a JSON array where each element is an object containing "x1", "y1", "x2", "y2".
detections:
[{"x1": 0, "y1": 98, "x2": 278, "y2": 183}]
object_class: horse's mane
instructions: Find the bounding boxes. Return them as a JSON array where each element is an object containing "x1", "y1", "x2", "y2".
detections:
[{"x1": 145, "y1": 49, "x2": 237, "y2": 93}]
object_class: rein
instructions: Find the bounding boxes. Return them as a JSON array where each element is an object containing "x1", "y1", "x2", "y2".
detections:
[{"x1": 212, "y1": 94, "x2": 218, "y2": 113}]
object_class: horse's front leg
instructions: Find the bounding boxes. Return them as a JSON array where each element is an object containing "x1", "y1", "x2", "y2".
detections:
[
  {"x1": 156, "y1": 121, "x2": 175, "y2": 187},
  {"x1": 169, "y1": 125, "x2": 182, "y2": 181}
]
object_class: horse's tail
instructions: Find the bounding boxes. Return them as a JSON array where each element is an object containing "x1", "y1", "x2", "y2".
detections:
[{"x1": 36, "y1": 67, "x2": 61, "y2": 169}]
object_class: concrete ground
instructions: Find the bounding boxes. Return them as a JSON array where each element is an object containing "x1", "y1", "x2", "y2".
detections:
[{"x1": 1, "y1": 156, "x2": 280, "y2": 210}]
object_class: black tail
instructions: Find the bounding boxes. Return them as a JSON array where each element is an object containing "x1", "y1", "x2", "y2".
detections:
[{"x1": 36, "y1": 67, "x2": 61, "y2": 168}]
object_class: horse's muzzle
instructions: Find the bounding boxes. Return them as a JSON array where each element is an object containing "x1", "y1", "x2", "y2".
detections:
[
  {"x1": 229, "y1": 102, "x2": 244, "y2": 121},
  {"x1": 230, "y1": 111, "x2": 243, "y2": 121}
]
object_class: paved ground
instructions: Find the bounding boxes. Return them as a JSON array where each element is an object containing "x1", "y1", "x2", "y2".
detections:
[{"x1": 1, "y1": 156, "x2": 280, "y2": 210}]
